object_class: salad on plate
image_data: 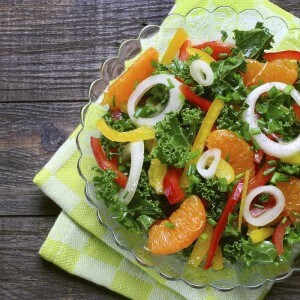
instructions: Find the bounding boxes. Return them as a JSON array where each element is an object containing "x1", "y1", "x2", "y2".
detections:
[{"x1": 90, "y1": 23, "x2": 300, "y2": 270}]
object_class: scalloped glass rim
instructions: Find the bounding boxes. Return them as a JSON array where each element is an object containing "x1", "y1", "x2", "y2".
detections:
[{"x1": 76, "y1": 6, "x2": 300, "y2": 291}]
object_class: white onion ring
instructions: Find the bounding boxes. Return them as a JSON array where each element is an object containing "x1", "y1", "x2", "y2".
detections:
[
  {"x1": 119, "y1": 141, "x2": 144, "y2": 205},
  {"x1": 190, "y1": 59, "x2": 214, "y2": 86},
  {"x1": 243, "y1": 185, "x2": 285, "y2": 227},
  {"x1": 243, "y1": 82, "x2": 300, "y2": 158},
  {"x1": 127, "y1": 74, "x2": 184, "y2": 127},
  {"x1": 196, "y1": 148, "x2": 221, "y2": 179}
]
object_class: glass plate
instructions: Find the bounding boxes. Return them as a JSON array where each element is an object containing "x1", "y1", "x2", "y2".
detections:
[{"x1": 77, "y1": 6, "x2": 300, "y2": 290}]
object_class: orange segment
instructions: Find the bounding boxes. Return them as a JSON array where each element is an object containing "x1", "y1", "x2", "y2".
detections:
[
  {"x1": 206, "y1": 130, "x2": 255, "y2": 178},
  {"x1": 102, "y1": 47, "x2": 159, "y2": 111},
  {"x1": 242, "y1": 59, "x2": 298, "y2": 86},
  {"x1": 276, "y1": 177, "x2": 300, "y2": 224},
  {"x1": 147, "y1": 195, "x2": 206, "y2": 255}
]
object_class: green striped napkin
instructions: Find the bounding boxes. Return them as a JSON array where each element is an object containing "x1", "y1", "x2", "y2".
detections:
[{"x1": 34, "y1": 1, "x2": 299, "y2": 299}]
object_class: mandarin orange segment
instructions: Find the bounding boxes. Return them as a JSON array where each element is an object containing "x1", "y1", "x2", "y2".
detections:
[
  {"x1": 206, "y1": 130, "x2": 255, "y2": 178},
  {"x1": 276, "y1": 177, "x2": 300, "y2": 224},
  {"x1": 147, "y1": 195, "x2": 206, "y2": 255},
  {"x1": 242, "y1": 59, "x2": 298, "y2": 87},
  {"x1": 102, "y1": 47, "x2": 159, "y2": 111}
]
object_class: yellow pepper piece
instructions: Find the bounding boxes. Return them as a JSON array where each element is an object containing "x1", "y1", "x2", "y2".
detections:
[
  {"x1": 238, "y1": 169, "x2": 251, "y2": 233},
  {"x1": 97, "y1": 118, "x2": 155, "y2": 142},
  {"x1": 161, "y1": 28, "x2": 188, "y2": 65},
  {"x1": 216, "y1": 158, "x2": 235, "y2": 184},
  {"x1": 281, "y1": 152, "x2": 300, "y2": 166},
  {"x1": 212, "y1": 246, "x2": 223, "y2": 271},
  {"x1": 186, "y1": 47, "x2": 215, "y2": 64},
  {"x1": 180, "y1": 98, "x2": 224, "y2": 187},
  {"x1": 148, "y1": 158, "x2": 167, "y2": 194},
  {"x1": 247, "y1": 223, "x2": 258, "y2": 235},
  {"x1": 249, "y1": 227, "x2": 275, "y2": 244},
  {"x1": 188, "y1": 223, "x2": 213, "y2": 267}
]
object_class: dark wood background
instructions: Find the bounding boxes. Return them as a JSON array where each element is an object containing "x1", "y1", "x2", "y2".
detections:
[{"x1": 0, "y1": 0, "x2": 299, "y2": 299}]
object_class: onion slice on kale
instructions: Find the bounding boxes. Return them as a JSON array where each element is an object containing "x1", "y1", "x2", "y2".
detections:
[
  {"x1": 243, "y1": 82, "x2": 300, "y2": 158},
  {"x1": 127, "y1": 74, "x2": 184, "y2": 127},
  {"x1": 119, "y1": 141, "x2": 144, "y2": 205},
  {"x1": 196, "y1": 148, "x2": 221, "y2": 179},
  {"x1": 243, "y1": 185, "x2": 285, "y2": 226}
]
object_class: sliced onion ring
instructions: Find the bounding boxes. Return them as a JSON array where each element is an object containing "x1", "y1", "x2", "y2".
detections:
[
  {"x1": 243, "y1": 185, "x2": 285, "y2": 227},
  {"x1": 243, "y1": 82, "x2": 300, "y2": 158},
  {"x1": 190, "y1": 59, "x2": 214, "y2": 86},
  {"x1": 127, "y1": 74, "x2": 184, "y2": 127},
  {"x1": 119, "y1": 141, "x2": 144, "y2": 205},
  {"x1": 196, "y1": 148, "x2": 221, "y2": 179}
]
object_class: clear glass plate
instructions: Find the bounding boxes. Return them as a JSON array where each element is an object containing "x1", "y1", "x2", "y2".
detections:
[{"x1": 76, "y1": 6, "x2": 300, "y2": 290}]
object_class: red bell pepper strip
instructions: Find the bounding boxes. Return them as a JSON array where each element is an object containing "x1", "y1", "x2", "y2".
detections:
[
  {"x1": 163, "y1": 167, "x2": 185, "y2": 205},
  {"x1": 272, "y1": 219, "x2": 292, "y2": 256},
  {"x1": 248, "y1": 156, "x2": 277, "y2": 192},
  {"x1": 90, "y1": 137, "x2": 128, "y2": 188},
  {"x1": 263, "y1": 50, "x2": 300, "y2": 62},
  {"x1": 293, "y1": 104, "x2": 300, "y2": 120},
  {"x1": 193, "y1": 41, "x2": 233, "y2": 60},
  {"x1": 204, "y1": 180, "x2": 244, "y2": 270},
  {"x1": 179, "y1": 40, "x2": 191, "y2": 61},
  {"x1": 180, "y1": 84, "x2": 211, "y2": 112},
  {"x1": 250, "y1": 197, "x2": 276, "y2": 218}
]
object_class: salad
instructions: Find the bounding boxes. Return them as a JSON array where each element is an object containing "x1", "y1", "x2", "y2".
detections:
[{"x1": 90, "y1": 23, "x2": 300, "y2": 270}]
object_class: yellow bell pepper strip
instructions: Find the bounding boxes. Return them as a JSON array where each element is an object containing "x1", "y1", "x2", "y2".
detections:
[
  {"x1": 249, "y1": 227, "x2": 275, "y2": 244},
  {"x1": 186, "y1": 47, "x2": 215, "y2": 64},
  {"x1": 281, "y1": 152, "x2": 300, "y2": 166},
  {"x1": 180, "y1": 98, "x2": 224, "y2": 188},
  {"x1": 216, "y1": 158, "x2": 235, "y2": 184},
  {"x1": 148, "y1": 158, "x2": 167, "y2": 194},
  {"x1": 212, "y1": 246, "x2": 223, "y2": 271},
  {"x1": 97, "y1": 118, "x2": 155, "y2": 142},
  {"x1": 238, "y1": 169, "x2": 251, "y2": 233},
  {"x1": 161, "y1": 28, "x2": 188, "y2": 65},
  {"x1": 188, "y1": 223, "x2": 213, "y2": 267},
  {"x1": 247, "y1": 223, "x2": 258, "y2": 235}
]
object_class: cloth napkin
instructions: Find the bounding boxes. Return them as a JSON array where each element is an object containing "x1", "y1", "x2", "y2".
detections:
[{"x1": 34, "y1": 1, "x2": 300, "y2": 299}]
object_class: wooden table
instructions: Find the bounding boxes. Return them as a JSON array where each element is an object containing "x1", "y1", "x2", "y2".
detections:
[{"x1": 0, "y1": 1, "x2": 299, "y2": 299}]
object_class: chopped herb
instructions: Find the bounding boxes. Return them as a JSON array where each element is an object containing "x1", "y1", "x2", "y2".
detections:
[
  {"x1": 263, "y1": 167, "x2": 276, "y2": 176},
  {"x1": 250, "y1": 127, "x2": 262, "y2": 135},
  {"x1": 221, "y1": 30, "x2": 228, "y2": 42},
  {"x1": 165, "y1": 221, "x2": 175, "y2": 229},
  {"x1": 270, "y1": 172, "x2": 290, "y2": 184}
]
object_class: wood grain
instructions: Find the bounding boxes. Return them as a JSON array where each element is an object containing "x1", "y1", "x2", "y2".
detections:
[
  {"x1": 0, "y1": 0, "x2": 299, "y2": 299},
  {"x1": 0, "y1": 217, "x2": 127, "y2": 299},
  {"x1": 0, "y1": 102, "x2": 84, "y2": 216}
]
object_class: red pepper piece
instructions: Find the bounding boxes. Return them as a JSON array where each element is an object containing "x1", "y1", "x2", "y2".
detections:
[
  {"x1": 272, "y1": 219, "x2": 292, "y2": 256},
  {"x1": 180, "y1": 84, "x2": 211, "y2": 112},
  {"x1": 263, "y1": 50, "x2": 300, "y2": 62},
  {"x1": 250, "y1": 197, "x2": 276, "y2": 218},
  {"x1": 90, "y1": 137, "x2": 128, "y2": 188},
  {"x1": 193, "y1": 41, "x2": 233, "y2": 60},
  {"x1": 179, "y1": 40, "x2": 191, "y2": 61},
  {"x1": 248, "y1": 156, "x2": 277, "y2": 192},
  {"x1": 293, "y1": 104, "x2": 300, "y2": 120},
  {"x1": 204, "y1": 180, "x2": 244, "y2": 270},
  {"x1": 163, "y1": 167, "x2": 185, "y2": 205}
]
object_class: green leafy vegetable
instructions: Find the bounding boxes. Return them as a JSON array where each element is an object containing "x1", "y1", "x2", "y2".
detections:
[
  {"x1": 217, "y1": 104, "x2": 251, "y2": 140},
  {"x1": 233, "y1": 22, "x2": 274, "y2": 59},
  {"x1": 277, "y1": 162, "x2": 300, "y2": 177},
  {"x1": 93, "y1": 168, "x2": 164, "y2": 232},
  {"x1": 210, "y1": 55, "x2": 247, "y2": 104},
  {"x1": 151, "y1": 108, "x2": 204, "y2": 168},
  {"x1": 255, "y1": 87, "x2": 300, "y2": 141}
]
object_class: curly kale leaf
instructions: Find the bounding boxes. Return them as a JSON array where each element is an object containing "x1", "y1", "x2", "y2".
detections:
[
  {"x1": 241, "y1": 241, "x2": 277, "y2": 267},
  {"x1": 222, "y1": 237, "x2": 245, "y2": 263},
  {"x1": 217, "y1": 104, "x2": 251, "y2": 141},
  {"x1": 187, "y1": 175, "x2": 228, "y2": 223},
  {"x1": 277, "y1": 162, "x2": 300, "y2": 177},
  {"x1": 285, "y1": 223, "x2": 300, "y2": 245},
  {"x1": 100, "y1": 112, "x2": 135, "y2": 159},
  {"x1": 233, "y1": 22, "x2": 274, "y2": 60},
  {"x1": 255, "y1": 87, "x2": 300, "y2": 142},
  {"x1": 209, "y1": 55, "x2": 247, "y2": 105},
  {"x1": 151, "y1": 108, "x2": 204, "y2": 168},
  {"x1": 93, "y1": 168, "x2": 164, "y2": 232}
]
